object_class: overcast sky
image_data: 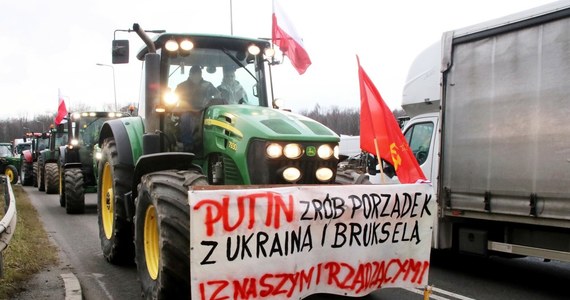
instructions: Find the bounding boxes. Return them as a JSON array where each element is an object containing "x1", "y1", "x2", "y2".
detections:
[{"x1": 0, "y1": 0, "x2": 557, "y2": 120}]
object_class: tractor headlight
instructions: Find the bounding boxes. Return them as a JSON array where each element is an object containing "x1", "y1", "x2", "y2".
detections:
[
  {"x1": 95, "y1": 151, "x2": 102, "y2": 160},
  {"x1": 317, "y1": 144, "x2": 334, "y2": 160},
  {"x1": 266, "y1": 143, "x2": 282, "y2": 159},
  {"x1": 283, "y1": 143, "x2": 302, "y2": 159},
  {"x1": 334, "y1": 145, "x2": 339, "y2": 159},
  {"x1": 70, "y1": 139, "x2": 79, "y2": 146},
  {"x1": 282, "y1": 167, "x2": 301, "y2": 182},
  {"x1": 316, "y1": 167, "x2": 334, "y2": 182}
]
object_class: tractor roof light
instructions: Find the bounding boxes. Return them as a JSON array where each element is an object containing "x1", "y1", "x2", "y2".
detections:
[
  {"x1": 316, "y1": 167, "x2": 334, "y2": 182},
  {"x1": 317, "y1": 144, "x2": 334, "y2": 160},
  {"x1": 73, "y1": 113, "x2": 82, "y2": 120},
  {"x1": 283, "y1": 143, "x2": 303, "y2": 159},
  {"x1": 266, "y1": 143, "x2": 282, "y2": 159},
  {"x1": 264, "y1": 47, "x2": 275, "y2": 58},
  {"x1": 282, "y1": 167, "x2": 301, "y2": 182},
  {"x1": 248, "y1": 44, "x2": 260, "y2": 55},
  {"x1": 165, "y1": 39, "x2": 179, "y2": 52},
  {"x1": 180, "y1": 39, "x2": 194, "y2": 51}
]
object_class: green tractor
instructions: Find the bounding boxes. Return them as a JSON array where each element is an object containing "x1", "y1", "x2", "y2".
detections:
[
  {"x1": 59, "y1": 111, "x2": 129, "y2": 214},
  {"x1": 27, "y1": 132, "x2": 51, "y2": 188},
  {"x1": 97, "y1": 24, "x2": 340, "y2": 299},
  {"x1": 38, "y1": 124, "x2": 67, "y2": 193},
  {"x1": 0, "y1": 143, "x2": 21, "y2": 184}
]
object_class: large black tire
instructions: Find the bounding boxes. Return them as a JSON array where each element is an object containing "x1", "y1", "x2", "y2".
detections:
[
  {"x1": 135, "y1": 170, "x2": 208, "y2": 300},
  {"x1": 45, "y1": 162, "x2": 59, "y2": 194},
  {"x1": 5, "y1": 165, "x2": 19, "y2": 185},
  {"x1": 38, "y1": 157, "x2": 45, "y2": 192},
  {"x1": 32, "y1": 161, "x2": 38, "y2": 187},
  {"x1": 97, "y1": 138, "x2": 135, "y2": 265},
  {"x1": 22, "y1": 162, "x2": 33, "y2": 186},
  {"x1": 65, "y1": 168, "x2": 85, "y2": 214},
  {"x1": 59, "y1": 165, "x2": 66, "y2": 207}
]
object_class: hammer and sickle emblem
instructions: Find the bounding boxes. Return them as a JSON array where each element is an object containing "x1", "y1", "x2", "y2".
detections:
[{"x1": 390, "y1": 143, "x2": 402, "y2": 170}]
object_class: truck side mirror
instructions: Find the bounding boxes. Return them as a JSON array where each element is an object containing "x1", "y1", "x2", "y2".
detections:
[{"x1": 112, "y1": 39, "x2": 130, "y2": 64}]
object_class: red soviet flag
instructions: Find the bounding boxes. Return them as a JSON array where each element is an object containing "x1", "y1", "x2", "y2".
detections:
[
  {"x1": 54, "y1": 88, "x2": 67, "y2": 125},
  {"x1": 272, "y1": 0, "x2": 312, "y2": 75},
  {"x1": 357, "y1": 56, "x2": 426, "y2": 184}
]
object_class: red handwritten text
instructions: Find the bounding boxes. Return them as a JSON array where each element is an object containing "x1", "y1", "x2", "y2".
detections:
[
  {"x1": 194, "y1": 192, "x2": 295, "y2": 236},
  {"x1": 197, "y1": 258, "x2": 429, "y2": 300}
]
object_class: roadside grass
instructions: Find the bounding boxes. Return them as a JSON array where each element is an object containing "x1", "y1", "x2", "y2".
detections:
[{"x1": 0, "y1": 184, "x2": 58, "y2": 299}]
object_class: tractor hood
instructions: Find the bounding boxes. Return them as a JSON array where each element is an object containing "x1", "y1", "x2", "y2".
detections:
[{"x1": 204, "y1": 105, "x2": 339, "y2": 142}]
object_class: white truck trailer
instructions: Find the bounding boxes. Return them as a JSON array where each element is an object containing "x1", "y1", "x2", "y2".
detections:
[{"x1": 401, "y1": 1, "x2": 570, "y2": 262}]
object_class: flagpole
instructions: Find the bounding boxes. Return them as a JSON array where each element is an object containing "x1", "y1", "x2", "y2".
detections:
[
  {"x1": 229, "y1": 0, "x2": 233, "y2": 35},
  {"x1": 373, "y1": 138, "x2": 385, "y2": 184}
]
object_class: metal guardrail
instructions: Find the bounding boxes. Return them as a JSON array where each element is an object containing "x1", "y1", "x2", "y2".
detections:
[{"x1": 0, "y1": 175, "x2": 17, "y2": 277}]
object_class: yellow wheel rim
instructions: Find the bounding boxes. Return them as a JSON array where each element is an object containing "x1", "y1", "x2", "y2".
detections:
[
  {"x1": 101, "y1": 162, "x2": 114, "y2": 239},
  {"x1": 144, "y1": 205, "x2": 159, "y2": 280},
  {"x1": 5, "y1": 169, "x2": 14, "y2": 183}
]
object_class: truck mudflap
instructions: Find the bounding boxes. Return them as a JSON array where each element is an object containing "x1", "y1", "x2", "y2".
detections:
[{"x1": 189, "y1": 183, "x2": 435, "y2": 299}]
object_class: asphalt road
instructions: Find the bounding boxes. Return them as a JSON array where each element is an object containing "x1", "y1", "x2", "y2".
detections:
[{"x1": 20, "y1": 185, "x2": 570, "y2": 300}]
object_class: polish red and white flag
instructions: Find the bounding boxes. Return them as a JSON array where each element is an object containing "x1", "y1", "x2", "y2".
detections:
[
  {"x1": 54, "y1": 88, "x2": 68, "y2": 125},
  {"x1": 272, "y1": 0, "x2": 312, "y2": 75}
]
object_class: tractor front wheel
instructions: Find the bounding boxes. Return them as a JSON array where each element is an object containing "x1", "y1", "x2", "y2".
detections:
[
  {"x1": 21, "y1": 162, "x2": 33, "y2": 186},
  {"x1": 135, "y1": 169, "x2": 208, "y2": 300},
  {"x1": 45, "y1": 162, "x2": 59, "y2": 194},
  {"x1": 5, "y1": 165, "x2": 18, "y2": 185},
  {"x1": 65, "y1": 168, "x2": 85, "y2": 214},
  {"x1": 97, "y1": 138, "x2": 134, "y2": 265}
]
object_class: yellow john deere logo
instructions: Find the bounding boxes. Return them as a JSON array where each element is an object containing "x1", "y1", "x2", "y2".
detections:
[
  {"x1": 390, "y1": 143, "x2": 402, "y2": 170},
  {"x1": 306, "y1": 146, "x2": 316, "y2": 157}
]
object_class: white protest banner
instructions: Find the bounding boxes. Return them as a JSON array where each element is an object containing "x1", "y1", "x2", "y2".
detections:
[{"x1": 189, "y1": 183, "x2": 435, "y2": 300}]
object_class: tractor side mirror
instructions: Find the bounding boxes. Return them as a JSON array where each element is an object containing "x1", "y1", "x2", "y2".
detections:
[{"x1": 112, "y1": 39, "x2": 130, "y2": 64}]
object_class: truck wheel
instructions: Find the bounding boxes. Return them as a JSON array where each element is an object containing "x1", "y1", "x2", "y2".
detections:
[
  {"x1": 22, "y1": 162, "x2": 33, "y2": 186},
  {"x1": 135, "y1": 170, "x2": 208, "y2": 300},
  {"x1": 32, "y1": 161, "x2": 38, "y2": 187},
  {"x1": 45, "y1": 162, "x2": 59, "y2": 194},
  {"x1": 65, "y1": 168, "x2": 85, "y2": 214},
  {"x1": 38, "y1": 158, "x2": 45, "y2": 192},
  {"x1": 98, "y1": 138, "x2": 135, "y2": 265},
  {"x1": 5, "y1": 165, "x2": 18, "y2": 185}
]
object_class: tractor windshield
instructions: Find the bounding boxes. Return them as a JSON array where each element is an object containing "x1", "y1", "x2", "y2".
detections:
[
  {"x1": 166, "y1": 48, "x2": 261, "y2": 107},
  {"x1": 0, "y1": 145, "x2": 12, "y2": 157}
]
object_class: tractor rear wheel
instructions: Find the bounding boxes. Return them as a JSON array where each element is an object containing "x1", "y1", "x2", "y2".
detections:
[
  {"x1": 65, "y1": 168, "x2": 85, "y2": 214},
  {"x1": 32, "y1": 161, "x2": 38, "y2": 187},
  {"x1": 135, "y1": 169, "x2": 208, "y2": 300},
  {"x1": 97, "y1": 138, "x2": 134, "y2": 265},
  {"x1": 45, "y1": 162, "x2": 59, "y2": 194},
  {"x1": 5, "y1": 165, "x2": 18, "y2": 185}
]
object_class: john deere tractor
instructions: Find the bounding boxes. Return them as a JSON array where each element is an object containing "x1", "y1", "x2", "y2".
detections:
[
  {"x1": 38, "y1": 124, "x2": 67, "y2": 193},
  {"x1": 97, "y1": 24, "x2": 340, "y2": 299},
  {"x1": 59, "y1": 111, "x2": 129, "y2": 214},
  {"x1": 0, "y1": 143, "x2": 20, "y2": 184}
]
